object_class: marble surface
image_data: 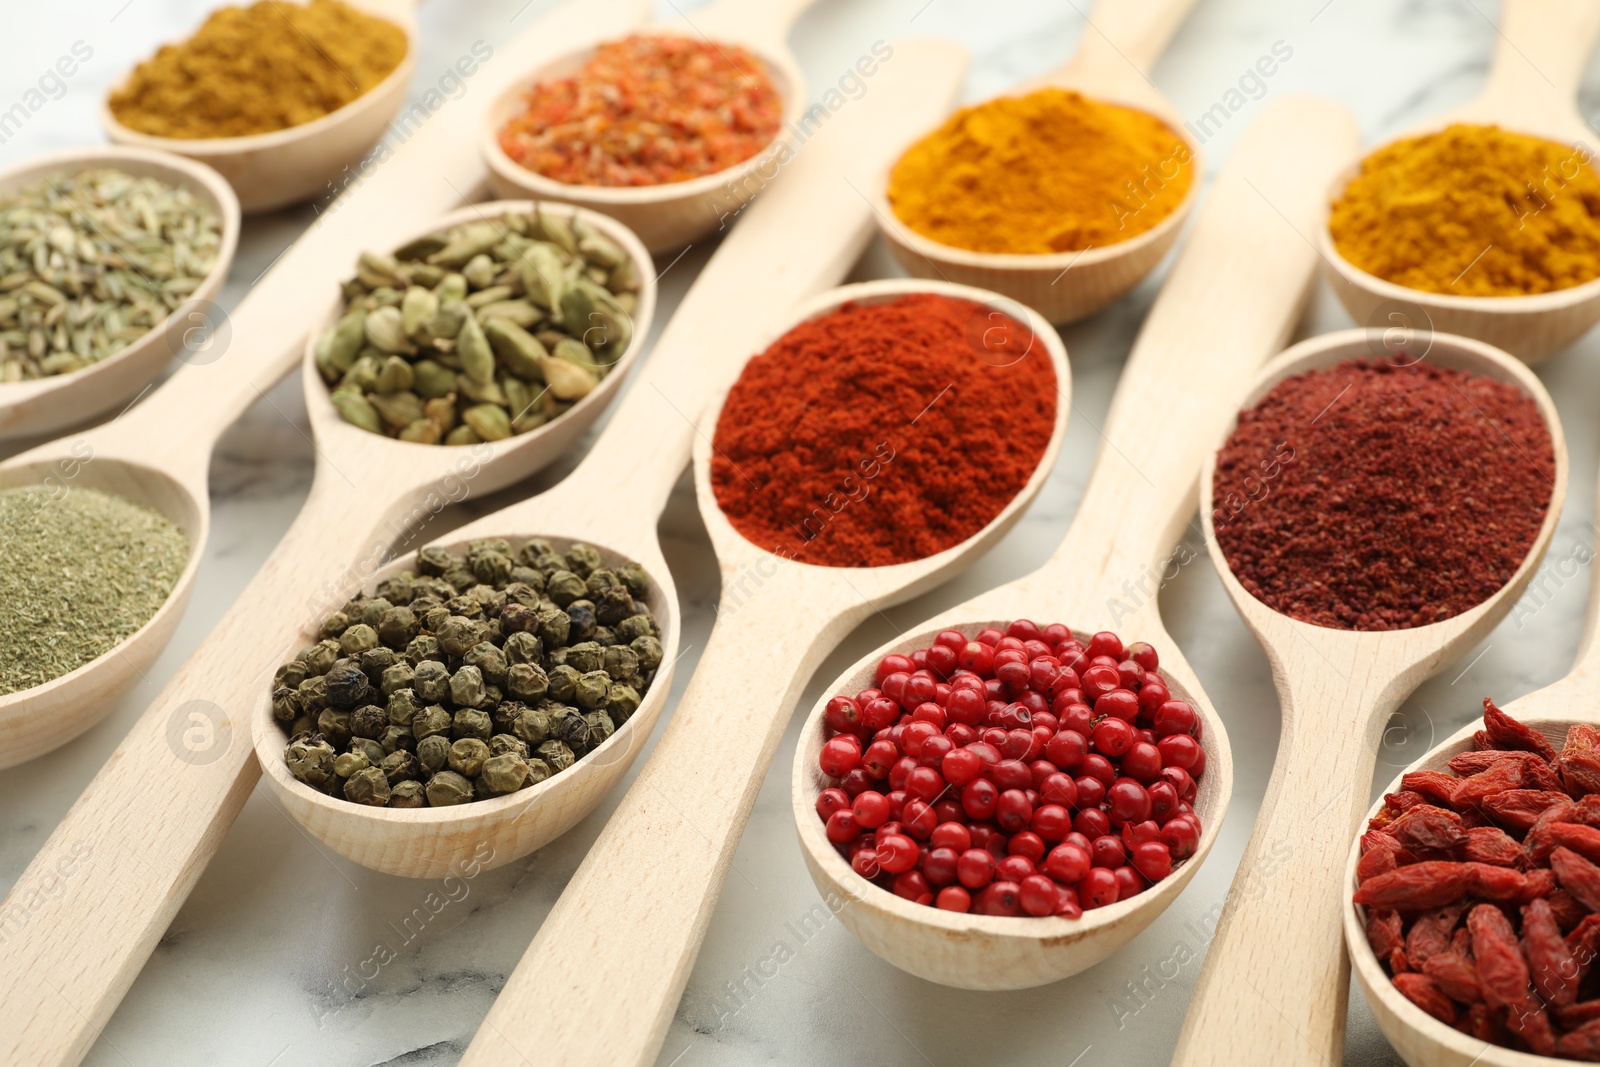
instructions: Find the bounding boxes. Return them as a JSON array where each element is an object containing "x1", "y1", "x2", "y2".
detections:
[{"x1": 4, "y1": 0, "x2": 1600, "y2": 1064}]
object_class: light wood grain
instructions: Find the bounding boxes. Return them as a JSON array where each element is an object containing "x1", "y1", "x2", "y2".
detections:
[
  {"x1": 1321, "y1": 0, "x2": 1600, "y2": 364},
  {"x1": 0, "y1": 3, "x2": 658, "y2": 1063},
  {"x1": 788, "y1": 95, "x2": 1360, "y2": 992},
  {"x1": 876, "y1": 0, "x2": 1201, "y2": 325},
  {"x1": 0, "y1": 147, "x2": 241, "y2": 443},
  {"x1": 1170, "y1": 332, "x2": 1569, "y2": 1067},
  {"x1": 100, "y1": 0, "x2": 423, "y2": 213},
  {"x1": 1345, "y1": 475, "x2": 1600, "y2": 1067},
  {"x1": 483, "y1": 0, "x2": 820, "y2": 254}
]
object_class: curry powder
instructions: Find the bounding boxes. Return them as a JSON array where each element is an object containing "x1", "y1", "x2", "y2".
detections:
[
  {"x1": 1329, "y1": 124, "x2": 1600, "y2": 296},
  {"x1": 108, "y1": 0, "x2": 407, "y2": 140},
  {"x1": 886, "y1": 88, "x2": 1194, "y2": 256}
]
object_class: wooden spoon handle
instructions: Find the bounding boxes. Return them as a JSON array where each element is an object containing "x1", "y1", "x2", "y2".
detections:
[
  {"x1": 1171, "y1": 656, "x2": 1405, "y2": 1067},
  {"x1": 462, "y1": 570, "x2": 867, "y2": 1067},
  {"x1": 1481, "y1": 0, "x2": 1600, "y2": 106},
  {"x1": 690, "y1": 0, "x2": 820, "y2": 44},
  {"x1": 0, "y1": 464, "x2": 434, "y2": 1067},
  {"x1": 1039, "y1": 95, "x2": 1359, "y2": 599},
  {"x1": 1056, "y1": 0, "x2": 1199, "y2": 85}
]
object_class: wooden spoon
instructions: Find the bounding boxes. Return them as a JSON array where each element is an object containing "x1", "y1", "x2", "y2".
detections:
[
  {"x1": 1320, "y1": 0, "x2": 1600, "y2": 364},
  {"x1": 482, "y1": 0, "x2": 818, "y2": 254},
  {"x1": 1170, "y1": 331, "x2": 1569, "y2": 1067},
  {"x1": 1344, "y1": 497, "x2": 1600, "y2": 1067},
  {"x1": 0, "y1": 0, "x2": 655, "y2": 771},
  {"x1": 456, "y1": 277, "x2": 1065, "y2": 1067},
  {"x1": 0, "y1": 33, "x2": 963, "y2": 1067},
  {"x1": 450, "y1": 95, "x2": 1354, "y2": 1067},
  {"x1": 101, "y1": 0, "x2": 424, "y2": 214},
  {"x1": 0, "y1": 146, "x2": 241, "y2": 442},
  {"x1": 789, "y1": 95, "x2": 1356, "y2": 991},
  {"x1": 875, "y1": 0, "x2": 1202, "y2": 325}
]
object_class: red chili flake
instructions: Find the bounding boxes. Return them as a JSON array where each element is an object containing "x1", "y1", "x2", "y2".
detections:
[
  {"x1": 497, "y1": 35, "x2": 784, "y2": 187},
  {"x1": 1485, "y1": 698, "x2": 1558, "y2": 762},
  {"x1": 1211, "y1": 359, "x2": 1553, "y2": 631},
  {"x1": 1464, "y1": 826, "x2": 1525, "y2": 869},
  {"x1": 1354, "y1": 862, "x2": 1471, "y2": 910},
  {"x1": 1394, "y1": 972, "x2": 1458, "y2": 1024}
]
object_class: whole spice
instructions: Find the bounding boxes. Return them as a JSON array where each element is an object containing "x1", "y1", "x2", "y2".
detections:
[
  {"x1": 1354, "y1": 699, "x2": 1600, "y2": 1059},
  {"x1": 710, "y1": 294, "x2": 1056, "y2": 567},
  {"x1": 887, "y1": 88, "x2": 1194, "y2": 255},
  {"x1": 0, "y1": 168, "x2": 222, "y2": 381},
  {"x1": 1330, "y1": 124, "x2": 1600, "y2": 296},
  {"x1": 814, "y1": 625, "x2": 1205, "y2": 916},
  {"x1": 1212, "y1": 358, "x2": 1553, "y2": 630},
  {"x1": 0, "y1": 486, "x2": 188, "y2": 695},
  {"x1": 108, "y1": 0, "x2": 408, "y2": 139},
  {"x1": 315, "y1": 207, "x2": 639, "y2": 445},
  {"x1": 498, "y1": 34, "x2": 783, "y2": 187},
  {"x1": 273, "y1": 539, "x2": 663, "y2": 808}
]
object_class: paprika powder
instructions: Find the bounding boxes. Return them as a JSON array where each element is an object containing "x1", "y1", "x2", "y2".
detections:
[
  {"x1": 1212, "y1": 358, "x2": 1553, "y2": 631},
  {"x1": 711, "y1": 293, "x2": 1056, "y2": 567}
]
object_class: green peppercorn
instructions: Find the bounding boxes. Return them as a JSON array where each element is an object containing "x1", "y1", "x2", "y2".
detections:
[
  {"x1": 344, "y1": 767, "x2": 392, "y2": 806},
  {"x1": 320, "y1": 611, "x2": 351, "y2": 639},
  {"x1": 617, "y1": 561, "x2": 650, "y2": 598},
  {"x1": 479, "y1": 753, "x2": 530, "y2": 795},
  {"x1": 537, "y1": 739, "x2": 575, "y2": 773},
  {"x1": 379, "y1": 725, "x2": 412, "y2": 755},
  {"x1": 317, "y1": 708, "x2": 353, "y2": 747},
  {"x1": 566, "y1": 600, "x2": 598, "y2": 642},
  {"x1": 632, "y1": 635, "x2": 664, "y2": 672},
  {"x1": 436, "y1": 616, "x2": 482, "y2": 657},
  {"x1": 271, "y1": 686, "x2": 301, "y2": 724},
  {"x1": 417, "y1": 733, "x2": 451, "y2": 774},
  {"x1": 565, "y1": 543, "x2": 602, "y2": 578},
  {"x1": 360, "y1": 647, "x2": 399, "y2": 680},
  {"x1": 413, "y1": 660, "x2": 451, "y2": 702},
  {"x1": 405, "y1": 634, "x2": 443, "y2": 665},
  {"x1": 489, "y1": 733, "x2": 529, "y2": 759},
  {"x1": 390, "y1": 780, "x2": 426, "y2": 808},
  {"x1": 574, "y1": 671, "x2": 610, "y2": 710},
  {"x1": 380, "y1": 662, "x2": 415, "y2": 696},
  {"x1": 606, "y1": 683, "x2": 641, "y2": 723},
  {"x1": 340, "y1": 624, "x2": 380, "y2": 656},
  {"x1": 535, "y1": 605, "x2": 570, "y2": 648},
  {"x1": 286, "y1": 734, "x2": 337, "y2": 787},
  {"x1": 380, "y1": 749, "x2": 420, "y2": 783},
  {"x1": 378, "y1": 606, "x2": 418, "y2": 649},
  {"x1": 425, "y1": 770, "x2": 475, "y2": 806},
  {"x1": 465, "y1": 641, "x2": 508, "y2": 686},
  {"x1": 547, "y1": 664, "x2": 579, "y2": 703},
  {"x1": 413, "y1": 704, "x2": 452, "y2": 741},
  {"x1": 566, "y1": 642, "x2": 604, "y2": 674},
  {"x1": 448, "y1": 737, "x2": 491, "y2": 777},
  {"x1": 512, "y1": 705, "x2": 553, "y2": 746},
  {"x1": 545, "y1": 570, "x2": 586, "y2": 607},
  {"x1": 602, "y1": 646, "x2": 639, "y2": 682},
  {"x1": 525, "y1": 757, "x2": 552, "y2": 786},
  {"x1": 324, "y1": 662, "x2": 369, "y2": 708},
  {"x1": 449, "y1": 665, "x2": 488, "y2": 708},
  {"x1": 616, "y1": 615, "x2": 656, "y2": 643},
  {"x1": 453, "y1": 706, "x2": 493, "y2": 741},
  {"x1": 584, "y1": 711, "x2": 615, "y2": 748}
]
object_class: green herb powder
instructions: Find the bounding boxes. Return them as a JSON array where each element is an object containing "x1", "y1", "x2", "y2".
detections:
[{"x1": 0, "y1": 486, "x2": 188, "y2": 694}]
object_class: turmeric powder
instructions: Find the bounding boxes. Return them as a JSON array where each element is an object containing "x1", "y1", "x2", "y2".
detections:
[
  {"x1": 108, "y1": 0, "x2": 407, "y2": 140},
  {"x1": 1329, "y1": 124, "x2": 1600, "y2": 296},
  {"x1": 887, "y1": 88, "x2": 1194, "y2": 256}
]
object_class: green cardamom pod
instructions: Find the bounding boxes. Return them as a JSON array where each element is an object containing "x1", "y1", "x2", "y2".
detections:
[
  {"x1": 427, "y1": 222, "x2": 501, "y2": 267},
  {"x1": 364, "y1": 306, "x2": 415, "y2": 355},
  {"x1": 315, "y1": 307, "x2": 367, "y2": 381},
  {"x1": 356, "y1": 251, "x2": 403, "y2": 289},
  {"x1": 535, "y1": 208, "x2": 578, "y2": 256},
  {"x1": 412, "y1": 359, "x2": 457, "y2": 399},
  {"x1": 398, "y1": 418, "x2": 443, "y2": 444},
  {"x1": 427, "y1": 299, "x2": 467, "y2": 342},
  {"x1": 464, "y1": 285, "x2": 515, "y2": 310},
  {"x1": 392, "y1": 233, "x2": 448, "y2": 261},
  {"x1": 340, "y1": 354, "x2": 382, "y2": 392},
  {"x1": 463, "y1": 403, "x2": 512, "y2": 441},
  {"x1": 475, "y1": 299, "x2": 541, "y2": 328},
  {"x1": 401, "y1": 286, "x2": 438, "y2": 338},
  {"x1": 424, "y1": 396, "x2": 457, "y2": 433},
  {"x1": 462, "y1": 253, "x2": 498, "y2": 290},
  {"x1": 456, "y1": 372, "x2": 507, "y2": 406},
  {"x1": 484, "y1": 319, "x2": 547, "y2": 382},
  {"x1": 511, "y1": 409, "x2": 549, "y2": 435},
  {"x1": 433, "y1": 272, "x2": 468, "y2": 303},
  {"x1": 457, "y1": 314, "x2": 494, "y2": 384},
  {"x1": 519, "y1": 243, "x2": 567, "y2": 312},
  {"x1": 444, "y1": 424, "x2": 482, "y2": 446},
  {"x1": 371, "y1": 390, "x2": 426, "y2": 430},
  {"x1": 331, "y1": 389, "x2": 382, "y2": 434},
  {"x1": 502, "y1": 374, "x2": 531, "y2": 420},
  {"x1": 373, "y1": 355, "x2": 415, "y2": 394},
  {"x1": 552, "y1": 337, "x2": 601, "y2": 374},
  {"x1": 538, "y1": 354, "x2": 597, "y2": 400}
]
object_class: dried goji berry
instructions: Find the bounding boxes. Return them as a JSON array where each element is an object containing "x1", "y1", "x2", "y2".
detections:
[
  {"x1": 1366, "y1": 907, "x2": 1404, "y2": 961},
  {"x1": 1422, "y1": 952, "x2": 1483, "y2": 1004},
  {"x1": 1507, "y1": 1002, "x2": 1558, "y2": 1056},
  {"x1": 1549, "y1": 823, "x2": 1600, "y2": 865},
  {"x1": 1463, "y1": 826, "x2": 1524, "y2": 868},
  {"x1": 1527, "y1": 800, "x2": 1583, "y2": 864},
  {"x1": 1358, "y1": 846, "x2": 1398, "y2": 884},
  {"x1": 1484, "y1": 698, "x2": 1556, "y2": 761},
  {"x1": 1551, "y1": 889, "x2": 1590, "y2": 933},
  {"x1": 1557, "y1": 1001, "x2": 1600, "y2": 1028},
  {"x1": 1452, "y1": 757, "x2": 1528, "y2": 808},
  {"x1": 1393, "y1": 972, "x2": 1456, "y2": 1024},
  {"x1": 1355, "y1": 862, "x2": 1471, "y2": 910},
  {"x1": 1389, "y1": 805, "x2": 1468, "y2": 854},
  {"x1": 1524, "y1": 897, "x2": 1579, "y2": 1007},
  {"x1": 1402, "y1": 770, "x2": 1460, "y2": 805},
  {"x1": 1468, "y1": 903, "x2": 1536, "y2": 1014},
  {"x1": 1452, "y1": 749, "x2": 1528, "y2": 776},
  {"x1": 1557, "y1": 1018, "x2": 1600, "y2": 1059},
  {"x1": 1562, "y1": 726, "x2": 1600, "y2": 798},
  {"x1": 1406, "y1": 903, "x2": 1466, "y2": 966},
  {"x1": 1523, "y1": 752, "x2": 1568, "y2": 794},
  {"x1": 1553, "y1": 847, "x2": 1600, "y2": 911},
  {"x1": 1465, "y1": 863, "x2": 1548, "y2": 903},
  {"x1": 1482, "y1": 789, "x2": 1572, "y2": 833},
  {"x1": 1567, "y1": 914, "x2": 1600, "y2": 980}
]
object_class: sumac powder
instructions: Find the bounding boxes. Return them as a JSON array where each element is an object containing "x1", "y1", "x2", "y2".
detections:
[
  {"x1": 711, "y1": 293, "x2": 1056, "y2": 567},
  {"x1": 1212, "y1": 358, "x2": 1553, "y2": 630}
]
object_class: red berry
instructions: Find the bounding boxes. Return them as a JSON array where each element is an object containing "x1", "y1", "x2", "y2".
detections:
[
  {"x1": 1007, "y1": 830, "x2": 1045, "y2": 862},
  {"x1": 1137, "y1": 680, "x2": 1171, "y2": 714},
  {"x1": 902, "y1": 799, "x2": 938, "y2": 838},
  {"x1": 1042, "y1": 623, "x2": 1071, "y2": 645},
  {"x1": 992, "y1": 759, "x2": 1031, "y2": 792},
  {"x1": 816, "y1": 788, "x2": 849, "y2": 820},
  {"x1": 1095, "y1": 689, "x2": 1140, "y2": 723},
  {"x1": 966, "y1": 741, "x2": 1001, "y2": 770},
  {"x1": 946, "y1": 687, "x2": 984, "y2": 726},
  {"x1": 905, "y1": 674, "x2": 938, "y2": 706},
  {"x1": 1092, "y1": 834, "x2": 1126, "y2": 867},
  {"x1": 1161, "y1": 765, "x2": 1197, "y2": 803},
  {"x1": 976, "y1": 627, "x2": 1004, "y2": 647},
  {"x1": 861, "y1": 697, "x2": 900, "y2": 732},
  {"x1": 825, "y1": 809, "x2": 860, "y2": 843},
  {"x1": 1091, "y1": 717, "x2": 1135, "y2": 758},
  {"x1": 853, "y1": 791, "x2": 891, "y2": 829},
  {"x1": 975, "y1": 881, "x2": 1023, "y2": 916},
  {"x1": 1074, "y1": 776, "x2": 1106, "y2": 809},
  {"x1": 1040, "y1": 772, "x2": 1079, "y2": 809},
  {"x1": 916, "y1": 733, "x2": 953, "y2": 769},
  {"x1": 1030, "y1": 803, "x2": 1072, "y2": 841},
  {"x1": 946, "y1": 723, "x2": 978, "y2": 747},
  {"x1": 956, "y1": 848, "x2": 997, "y2": 888},
  {"x1": 875, "y1": 833, "x2": 918, "y2": 873},
  {"x1": 1126, "y1": 642, "x2": 1158, "y2": 671},
  {"x1": 1157, "y1": 733, "x2": 1200, "y2": 770},
  {"x1": 861, "y1": 739, "x2": 899, "y2": 779},
  {"x1": 837, "y1": 768, "x2": 872, "y2": 797},
  {"x1": 1079, "y1": 753, "x2": 1116, "y2": 785},
  {"x1": 1113, "y1": 865, "x2": 1143, "y2": 900},
  {"x1": 876, "y1": 654, "x2": 915, "y2": 686},
  {"x1": 995, "y1": 659, "x2": 1030, "y2": 690},
  {"x1": 941, "y1": 747, "x2": 983, "y2": 787},
  {"x1": 935, "y1": 630, "x2": 967, "y2": 652},
  {"x1": 1121, "y1": 819, "x2": 1160, "y2": 849},
  {"x1": 1000, "y1": 728, "x2": 1034, "y2": 761},
  {"x1": 905, "y1": 766, "x2": 944, "y2": 803},
  {"x1": 1020, "y1": 874, "x2": 1058, "y2": 916},
  {"x1": 1075, "y1": 807, "x2": 1111, "y2": 840},
  {"x1": 958, "y1": 641, "x2": 995, "y2": 676},
  {"x1": 1081, "y1": 867, "x2": 1119, "y2": 909},
  {"x1": 1055, "y1": 885, "x2": 1083, "y2": 918},
  {"x1": 1007, "y1": 619, "x2": 1041, "y2": 641},
  {"x1": 903, "y1": 720, "x2": 940, "y2": 757},
  {"x1": 1028, "y1": 758, "x2": 1058, "y2": 790},
  {"x1": 962, "y1": 778, "x2": 998, "y2": 821},
  {"x1": 881, "y1": 671, "x2": 910, "y2": 706},
  {"x1": 1122, "y1": 741, "x2": 1163, "y2": 783},
  {"x1": 1044, "y1": 842, "x2": 1091, "y2": 883},
  {"x1": 1154, "y1": 700, "x2": 1198, "y2": 738},
  {"x1": 997, "y1": 854, "x2": 1035, "y2": 882},
  {"x1": 1080, "y1": 664, "x2": 1121, "y2": 700},
  {"x1": 824, "y1": 695, "x2": 861, "y2": 733},
  {"x1": 1056, "y1": 701, "x2": 1093, "y2": 736},
  {"x1": 925, "y1": 643, "x2": 957, "y2": 679},
  {"x1": 1131, "y1": 841, "x2": 1174, "y2": 883},
  {"x1": 1085, "y1": 631, "x2": 1124, "y2": 660},
  {"x1": 851, "y1": 849, "x2": 879, "y2": 879},
  {"x1": 1108, "y1": 779, "x2": 1152, "y2": 824},
  {"x1": 1116, "y1": 660, "x2": 1143, "y2": 689},
  {"x1": 1161, "y1": 816, "x2": 1201, "y2": 859},
  {"x1": 936, "y1": 886, "x2": 972, "y2": 912},
  {"x1": 996, "y1": 789, "x2": 1033, "y2": 832},
  {"x1": 933, "y1": 797, "x2": 964, "y2": 825},
  {"x1": 931, "y1": 821, "x2": 971, "y2": 852},
  {"x1": 1028, "y1": 658, "x2": 1061, "y2": 692},
  {"x1": 819, "y1": 735, "x2": 862, "y2": 777},
  {"x1": 893, "y1": 870, "x2": 933, "y2": 905},
  {"x1": 886, "y1": 790, "x2": 908, "y2": 820},
  {"x1": 1147, "y1": 780, "x2": 1179, "y2": 823}
]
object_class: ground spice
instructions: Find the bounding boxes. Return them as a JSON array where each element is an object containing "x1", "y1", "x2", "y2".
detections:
[
  {"x1": 710, "y1": 293, "x2": 1056, "y2": 567},
  {"x1": 1212, "y1": 358, "x2": 1553, "y2": 631},
  {"x1": 0, "y1": 486, "x2": 188, "y2": 695},
  {"x1": 887, "y1": 88, "x2": 1194, "y2": 255},
  {"x1": 498, "y1": 35, "x2": 783, "y2": 187},
  {"x1": 108, "y1": 0, "x2": 408, "y2": 139},
  {"x1": 1329, "y1": 124, "x2": 1600, "y2": 296},
  {"x1": 1355, "y1": 700, "x2": 1600, "y2": 1058}
]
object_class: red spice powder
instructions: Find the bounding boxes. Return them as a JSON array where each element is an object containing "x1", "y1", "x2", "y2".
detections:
[
  {"x1": 498, "y1": 34, "x2": 783, "y2": 187},
  {"x1": 1212, "y1": 358, "x2": 1553, "y2": 631},
  {"x1": 711, "y1": 294, "x2": 1057, "y2": 568}
]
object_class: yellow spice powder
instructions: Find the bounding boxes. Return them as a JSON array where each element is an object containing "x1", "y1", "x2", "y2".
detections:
[
  {"x1": 887, "y1": 88, "x2": 1194, "y2": 256},
  {"x1": 1329, "y1": 123, "x2": 1600, "y2": 296},
  {"x1": 108, "y1": 0, "x2": 408, "y2": 139}
]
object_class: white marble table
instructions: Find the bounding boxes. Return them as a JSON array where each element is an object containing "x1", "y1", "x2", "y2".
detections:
[{"x1": 4, "y1": 1, "x2": 1598, "y2": 1064}]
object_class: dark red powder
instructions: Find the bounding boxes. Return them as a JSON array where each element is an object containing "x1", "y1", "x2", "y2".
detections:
[
  {"x1": 1212, "y1": 358, "x2": 1554, "y2": 631},
  {"x1": 710, "y1": 293, "x2": 1057, "y2": 567}
]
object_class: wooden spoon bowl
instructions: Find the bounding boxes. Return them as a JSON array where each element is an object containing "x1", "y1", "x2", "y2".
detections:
[
  {"x1": 792, "y1": 618, "x2": 1228, "y2": 989},
  {"x1": 1172, "y1": 329, "x2": 1568, "y2": 1067},
  {"x1": 875, "y1": 0, "x2": 1201, "y2": 325},
  {"x1": 252, "y1": 533, "x2": 681, "y2": 879},
  {"x1": 100, "y1": 0, "x2": 420, "y2": 214},
  {"x1": 0, "y1": 145, "x2": 241, "y2": 442},
  {"x1": 1319, "y1": 0, "x2": 1600, "y2": 364},
  {"x1": 482, "y1": 1, "x2": 813, "y2": 255},
  {"x1": 0, "y1": 199, "x2": 656, "y2": 770}
]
